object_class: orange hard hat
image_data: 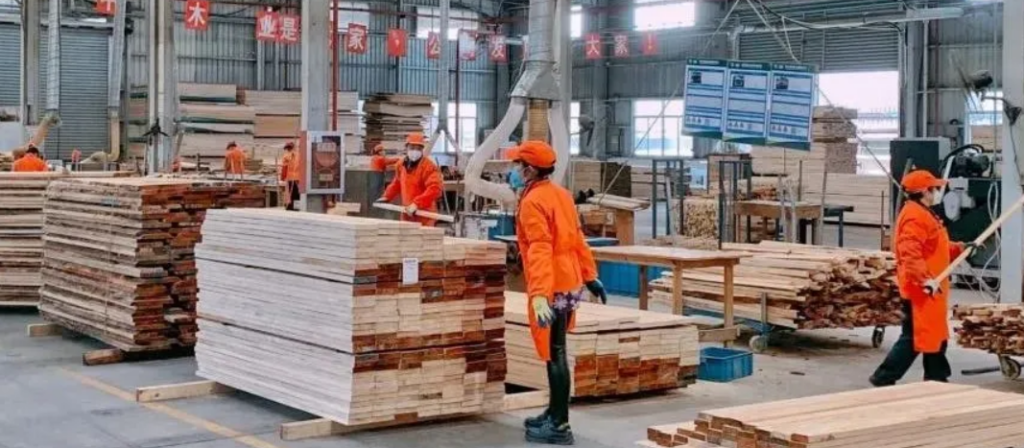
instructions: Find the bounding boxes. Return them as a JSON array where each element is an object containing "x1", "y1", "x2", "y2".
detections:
[
  {"x1": 507, "y1": 140, "x2": 556, "y2": 169},
  {"x1": 902, "y1": 170, "x2": 946, "y2": 193},
  {"x1": 406, "y1": 133, "x2": 426, "y2": 146},
  {"x1": 373, "y1": 143, "x2": 385, "y2": 153}
]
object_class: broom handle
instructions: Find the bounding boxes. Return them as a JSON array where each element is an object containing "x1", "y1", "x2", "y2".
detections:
[{"x1": 373, "y1": 203, "x2": 455, "y2": 223}]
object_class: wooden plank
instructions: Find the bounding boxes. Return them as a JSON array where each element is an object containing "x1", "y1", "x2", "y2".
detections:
[
  {"x1": 135, "y1": 380, "x2": 234, "y2": 403},
  {"x1": 27, "y1": 323, "x2": 62, "y2": 337},
  {"x1": 83, "y1": 349, "x2": 125, "y2": 366},
  {"x1": 279, "y1": 413, "x2": 474, "y2": 441},
  {"x1": 502, "y1": 390, "x2": 550, "y2": 411}
]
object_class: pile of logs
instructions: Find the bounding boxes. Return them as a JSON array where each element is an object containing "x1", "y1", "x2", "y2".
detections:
[
  {"x1": 954, "y1": 304, "x2": 1024, "y2": 355},
  {"x1": 642, "y1": 382, "x2": 1024, "y2": 448},
  {"x1": 0, "y1": 172, "x2": 131, "y2": 306},
  {"x1": 504, "y1": 292, "x2": 699, "y2": 398},
  {"x1": 194, "y1": 209, "x2": 507, "y2": 426},
  {"x1": 650, "y1": 242, "x2": 901, "y2": 329},
  {"x1": 38, "y1": 178, "x2": 264, "y2": 352}
]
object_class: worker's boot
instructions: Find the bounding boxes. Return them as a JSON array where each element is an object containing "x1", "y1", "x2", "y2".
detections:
[
  {"x1": 525, "y1": 419, "x2": 574, "y2": 445},
  {"x1": 524, "y1": 409, "x2": 550, "y2": 429}
]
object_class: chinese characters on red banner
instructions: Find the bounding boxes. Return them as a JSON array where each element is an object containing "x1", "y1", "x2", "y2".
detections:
[
  {"x1": 613, "y1": 33, "x2": 629, "y2": 58},
  {"x1": 95, "y1": 0, "x2": 115, "y2": 16},
  {"x1": 255, "y1": 10, "x2": 279, "y2": 42},
  {"x1": 184, "y1": 0, "x2": 210, "y2": 31},
  {"x1": 387, "y1": 29, "x2": 408, "y2": 57},
  {"x1": 426, "y1": 32, "x2": 442, "y2": 60},
  {"x1": 642, "y1": 32, "x2": 658, "y2": 56},
  {"x1": 346, "y1": 23, "x2": 368, "y2": 54},
  {"x1": 278, "y1": 14, "x2": 300, "y2": 44},
  {"x1": 489, "y1": 35, "x2": 507, "y2": 63},
  {"x1": 584, "y1": 33, "x2": 602, "y2": 60},
  {"x1": 255, "y1": 10, "x2": 301, "y2": 44}
]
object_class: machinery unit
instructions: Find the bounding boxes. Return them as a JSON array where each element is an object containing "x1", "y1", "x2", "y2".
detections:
[{"x1": 890, "y1": 138, "x2": 1002, "y2": 279}]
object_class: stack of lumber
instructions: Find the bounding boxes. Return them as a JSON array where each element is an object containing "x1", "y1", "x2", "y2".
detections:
[
  {"x1": 632, "y1": 166, "x2": 673, "y2": 200},
  {"x1": 0, "y1": 172, "x2": 133, "y2": 306},
  {"x1": 176, "y1": 84, "x2": 254, "y2": 161},
  {"x1": 570, "y1": 160, "x2": 631, "y2": 197},
  {"x1": 241, "y1": 90, "x2": 363, "y2": 162},
  {"x1": 587, "y1": 194, "x2": 649, "y2": 211},
  {"x1": 801, "y1": 173, "x2": 891, "y2": 226},
  {"x1": 363, "y1": 93, "x2": 432, "y2": 153},
  {"x1": 38, "y1": 178, "x2": 264, "y2": 351},
  {"x1": 954, "y1": 303, "x2": 1024, "y2": 355},
  {"x1": 971, "y1": 125, "x2": 1001, "y2": 152},
  {"x1": 673, "y1": 198, "x2": 775, "y2": 242},
  {"x1": 706, "y1": 154, "x2": 750, "y2": 188},
  {"x1": 752, "y1": 106, "x2": 859, "y2": 176},
  {"x1": 650, "y1": 242, "x2": 901, "y2": 329},
  {"x1": 505, "y1": 292, "x2": 699, "y2": 398},
  {"x1": 641, "y1": 382, "x2": 1024, "y2": 448},
  {"x1": 642, "y1": 235, "x2": 718, "y2": 251},
  {"x1": 194, "y1": 209, "x2": 507, "y2": 426}
]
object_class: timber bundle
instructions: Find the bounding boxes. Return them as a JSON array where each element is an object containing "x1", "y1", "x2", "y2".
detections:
[
  {"x1": 954, "y1": 303, "x2": 1024, "y2": 355},
  {"x1": 194, "y1": 209, "x2": 507, "y2": 426},
  {"x1": 38, "y1": 178, "x2": 264, "y2": 351},
  {"x1": 650, "y1": 242, "x2": 901, "y2": 329}
]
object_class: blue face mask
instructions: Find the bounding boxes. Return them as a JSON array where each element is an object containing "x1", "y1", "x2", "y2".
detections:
[{"x1": 508, "y1": 167, "x2": 525, "y2": 191}]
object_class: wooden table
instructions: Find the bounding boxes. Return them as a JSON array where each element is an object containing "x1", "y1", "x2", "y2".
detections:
[
  {"x1": 590, "y1": 246, "x2": 747, "y2": 345},
  {"x1": 734, "y1": 200, "x2": 824, "y2": 244}
]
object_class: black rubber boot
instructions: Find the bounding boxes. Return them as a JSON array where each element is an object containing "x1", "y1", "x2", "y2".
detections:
[
  {"x1": 524, "y1": 409, "x2": 550, "y2": 429},
  {"x1": 525, "y1": 419, "x2": 574, "y2": 445}
]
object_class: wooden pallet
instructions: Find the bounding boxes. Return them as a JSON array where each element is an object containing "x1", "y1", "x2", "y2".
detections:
[{"x1": 26, "y1": 322, "x2": 195, "y2": 366}]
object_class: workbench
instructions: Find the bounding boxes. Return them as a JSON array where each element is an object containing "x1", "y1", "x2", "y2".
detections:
[
  {"x1": 733, "y1": 200, "x2": 823, "y2": 244},
  {"x1": 590, "y1": 246, "x2": 746, "y2": 346}
]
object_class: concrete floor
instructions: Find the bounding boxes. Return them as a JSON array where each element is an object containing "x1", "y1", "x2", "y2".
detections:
[{"x1": 2, "y1": 214, "x2": 1022, "y2": 448}]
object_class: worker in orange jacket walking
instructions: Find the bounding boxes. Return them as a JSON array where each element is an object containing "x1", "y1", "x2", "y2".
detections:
[
  {"x1": 870, "y1": 170, "x2": 975, "y2": 386},
  {"x1": 376, "y1": 133, "x2": 442, "y2": 226},
  {"x1": 12, "y1": 145, "x2": 48, "y2": 172},
  {"x1": 224, "y1": 141, "x2": 247, "y2": 178},
  {"x1": 279, "y1": 142, "x2": 300, "y2": 211},
  {"x1": 511, "y1": 141, "x2": 606, "y2": 445}
]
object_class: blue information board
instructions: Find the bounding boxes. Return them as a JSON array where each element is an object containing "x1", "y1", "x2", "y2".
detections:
[
  {"x1": 683, "y1": 59, "x2": 728, "y2": 139},
  {"x1": 767, "y1": 63, "x2": 816, "y2": 150},
  {"x1": 723, "y1": 61, "x2": 771, "y2": 143}
]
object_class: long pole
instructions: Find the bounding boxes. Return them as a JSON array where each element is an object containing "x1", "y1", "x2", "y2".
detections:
[{"x1": 934, "y1": 194, "x2": 1024, "y2": 284}]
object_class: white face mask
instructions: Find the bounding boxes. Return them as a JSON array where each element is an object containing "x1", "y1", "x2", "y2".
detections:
[{"x1": 407, "y1": 150, "x2": 422, "y2": 162}]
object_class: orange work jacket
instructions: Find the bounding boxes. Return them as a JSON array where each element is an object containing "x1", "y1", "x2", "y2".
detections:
[
  {"x1": 13, "y1": 154, "x2": 48, "y2": 172},
  {"x1": 370, "y1": 155, "x2": 400, "y2": 172},
  {"x1": 382, "y1": 157, "x2": 443, "y2": 226},
  {"x1": 516, "y1": 179, "x2": 598, "y2": 361},
  {"x1": 893, "y1": 200, "x2": 963, "y2": 353},
  {"x1": 280, "y1": 151, "x2": 300, "y2": 181},
  {"x1": 225, "y1": 148, "x2": 247, "y2": 175}
]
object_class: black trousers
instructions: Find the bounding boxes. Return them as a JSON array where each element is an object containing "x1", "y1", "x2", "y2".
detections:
[
  {"x1": 872, "y1": 300, "x2": 951, "y2": 385},
  {"x1": 547, "y1": 307, "x2": 574, "y2": 425},
  {"x1": 285, "y1": 181, "x2": 300, "y2": 211}
]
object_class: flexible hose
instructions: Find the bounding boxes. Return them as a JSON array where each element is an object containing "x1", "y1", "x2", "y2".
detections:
[
  {"x1": 548, "y1": 101, "x2": 571, "y2": 186},
  {"x1": 464, "y1": 99, "x2": 524, "y2": 205}
]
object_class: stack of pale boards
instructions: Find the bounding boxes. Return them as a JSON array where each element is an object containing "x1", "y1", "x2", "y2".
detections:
[
  {"x1": 0, "y1": 172, "x2": 133, "y2": 306},
  {"x1": 650, "y1": 242, "x2": 901, "y2": 330},
  {"x1": 954, "y1": 303, "x2": 1024, "y2": 355},
  {"x1": 38, "y1": 178, "x2": 265, "y2": 352},
  {"x1": 504, "y1": 292, "x2": 699, "y2": 398},
  {"x1": 640, "y1": 382, "x2": 1024, "y2": 448},
  {"x1": 363, "y1": 93, "x2": 433, "y2": 153},
  {"x1": 194, "y1": 209, "x2": 507, "y2": 426}
]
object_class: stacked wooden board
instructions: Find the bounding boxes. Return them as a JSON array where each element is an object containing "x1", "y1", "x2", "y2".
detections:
[
  {"x1": 38, "y1": 178, "x2": 264, "y2": 351},
  {"x1": 505, "y1": 292, "x2": 699, "y2": 398},
  {"x1": 194, "y1": 209, "x2": 507, "y2": 426},
  {"x1": 632, "y1": 166, "x2": 672, "y2": 201},
  {"x1": 241, "y1": 90, "x2": 363, "y2": 162},
  {"x1": 569, "y1": 160, "x2": 631, "y2": 197},
  {"x1": 801, "y1": 173, "x2": 891, "y2": 226},
  {"x1": 0, "y1": 172, "x2": 132, "y2": 306},
  {"x1": 971, "y1": 125, "x2": 1001, "y2": 152},
  {"x1": 363, "y1": 93, "x2": 432, "y2": 153},
  {"x1": 642, "y1": 382, "x2": 1024, "y2": 448},
  {"x1": 954, "y1": 303, "x2": 1024, "y2": 355},
  {"x1": 751, "y1": 107, "x2": 859, "y2": 176},
  {"x1": 673, "y1": 198, "x2": 776, "y2": 243},
  {"x1": 650, "y1": 242, "x2": 901, "y2": 329}
]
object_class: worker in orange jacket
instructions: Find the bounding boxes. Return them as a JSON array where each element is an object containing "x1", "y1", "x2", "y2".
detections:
[
  {"x1": 13, "y1": 145, "x2": 48, "y2": 172},
  {"x1": 369, "y1": 143, "x2": 399, "y2": 172},
  {"x1": 511, "y1": 141, "x2": 606, "y2": 445},
  {"x1": 224, "y1": 141, "x2": 247, "y2": 177},
  {"x1": 376, "y1": 133, "x2": 442, "y2": 226},
  {"x1": 870, "y1": 170, "x2": 975, "y2": 386},
  {"x1": 279, "y1": 142, "x2": 301, "y2": 211}
]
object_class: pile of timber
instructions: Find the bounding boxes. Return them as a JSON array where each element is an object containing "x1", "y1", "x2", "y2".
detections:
[
  {"x1": 632, "y1": 166, "x2": 675, "y2": 201},
  {"x1": 0, "y1": 172, "x2": 132, "y2": 306},
  {"x1": 38, "y1": 178, "x2": 264, "y2": 352},
  {"x1": 641, "y1": 382, "x2": 1024, "y2": 448},
  {"x1": 673, "y1": 198, "x2": 775, "y2": 243},
  {"x1": 505, "y1": 292, "x2": 699, "y2": 398},
  {"x1": 569, "y1": 160, "x2": 631, "y2": 197},
  {"x1": 801, "y1": 173, "x2": 891, "y2": 226},
  {"x1": 641, "y1": 235, "x2": 718, "y2": 251},
  {"x1": 241, "y1": 90, "x2": 363, "y2": 162},
  {"x1": 650, "y1": 242, "x2": 901, "y2": 330},
  {"x1": 954, "y1": 303, "x2": 1024, "y2": 355},
  {"x1": 971, "y1": 125, "x2": 1001, "y2": 152},
  {"x1": 194, "y1": 209, "x2": 507, "y2": 426},
  {"x1": 587, "y1": 194, "x2": 649, "y2": 212},
  {"x1": 363, "y1": 93, "x2": 433, "y2": 153},
  {"x1": 752, "y1": 106, "x2": 859, "y2": 176}
]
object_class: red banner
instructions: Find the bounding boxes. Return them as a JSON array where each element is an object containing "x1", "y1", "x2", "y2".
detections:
[
  {"x1": 387, "y1": 29, "x2": 408, "y2": 57},
  {"x1": 613, "y1": 33, "x2": 629, "y2": 58},
  {"x1": 642, "y1": 32, "x2": 658, "y2": 56},
  {"x1": 278, "y1": 14, "x2": 301, "y2": 44},
  {"x1": 346, "y1": 23, "x2": 368, "y2": 54},
  {"x1": 255, "y1": 10, "x2": 280, "y2": 42},
  {"x1": 584, "y1": 33, "x2": 602, "y2": 60},
  {"x1": 488, "y1": 35, "x2": 507, "y2": 64},
  {"x1": 458, "y1": 30, "x2": 477, "y2": 61},
  {"x1": 426, "y1": 32, "x2": 442, "y2": 60},
  {"x1": 95, "y1": 0, "x2": 116, "y2": 16},
  {"x1": 184, "y1": 0, "x2": 210, "y2": 31}
]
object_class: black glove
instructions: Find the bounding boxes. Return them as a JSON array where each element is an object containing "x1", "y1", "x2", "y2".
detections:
[{"x1": 586, "y1": 279, "x2": 608, "y2": 305}]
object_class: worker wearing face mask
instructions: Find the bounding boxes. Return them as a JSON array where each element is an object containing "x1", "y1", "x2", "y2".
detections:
[
  {"x1": 870, "y1": 170, "x2": 976, "y2": 387},
  {"x1": 376, "y1": 133, "x2": 442, "y2": 226}
]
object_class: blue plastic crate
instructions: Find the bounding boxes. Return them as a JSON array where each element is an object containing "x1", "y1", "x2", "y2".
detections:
[
  {"x1": 698, "y1": 347, "x2": 753, "y2": 383},
  {"x1": 597, "y1": 261, "x2": 667, "y2": 297}
]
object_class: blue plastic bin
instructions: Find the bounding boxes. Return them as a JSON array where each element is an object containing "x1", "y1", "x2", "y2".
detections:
[
  {"x1": 698, "y1": 347, "x2": 753, "y2": 382},
  {"x1": 597, "y1": 261, "x2": 667, "y2": 297}
]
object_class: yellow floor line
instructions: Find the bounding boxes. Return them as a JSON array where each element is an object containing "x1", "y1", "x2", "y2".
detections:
[{"x1": 60, "y1": 368, "x2": 284, "y2": 448}]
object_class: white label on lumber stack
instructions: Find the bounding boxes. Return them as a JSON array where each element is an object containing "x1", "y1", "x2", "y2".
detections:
[{"x1": 402, "y1": 257, "x2": 419, "y2": 285}]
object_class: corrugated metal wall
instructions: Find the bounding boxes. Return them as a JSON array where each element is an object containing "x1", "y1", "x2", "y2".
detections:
[
  {"x1": 0, "y1": 24, "x2": 19, "y2": 110},
  {"x1": 739, "y1": 28, "x2": 899, "y2": 72}
]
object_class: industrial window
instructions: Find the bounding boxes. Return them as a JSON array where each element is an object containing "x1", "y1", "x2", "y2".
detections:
[
  {"x1": 416, "y1": 7, "x2": 479, "y2": 40},
  {"x1": 815, "y1": 71, "x2": 898, "y2": 176},
  {"x1": 429, "y1": 102, "x2": 478, "y2": 153},
  {"x1": 634, "y1": 0, "x2": 696, "y2": 31},
  {"x1": 333, "y1": 2, "x2": 371, "y2": 30},
  {"x1": 633, "y1": 99, "x2": 692, "y2": 157},
  {"x1": 571, "y1": 6, "x2": 583, "y2": 39},
  {"x1": 968, "y1": 91, "x2": 1003, "y2": 126},
  {"x1": 570, "y1": 101, "x2": 581, "y2": 155}
]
